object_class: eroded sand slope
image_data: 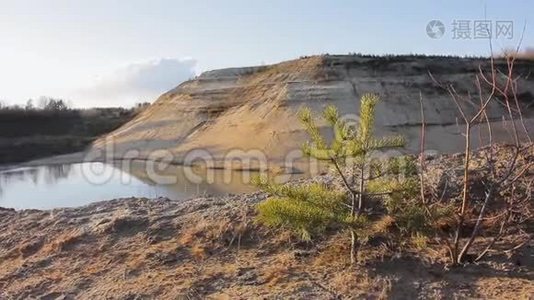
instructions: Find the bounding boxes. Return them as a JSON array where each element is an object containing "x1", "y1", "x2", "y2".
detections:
[{"x1": 93, "y1": 55, "x2": 534, "y2": 167}]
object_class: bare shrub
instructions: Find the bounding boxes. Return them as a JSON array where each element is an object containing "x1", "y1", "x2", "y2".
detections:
[{"x1": 426, "y1": 43, "x2": 533, "y2": 265}]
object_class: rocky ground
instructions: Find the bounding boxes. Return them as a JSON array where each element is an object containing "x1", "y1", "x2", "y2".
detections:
[{"x1": 1, "y1": 189, "x2": 533, "y2": 299}]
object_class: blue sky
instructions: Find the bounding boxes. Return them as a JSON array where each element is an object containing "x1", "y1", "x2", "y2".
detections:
[{"x1": 0, "y1": 0, "x2": 532, "y2": 107}]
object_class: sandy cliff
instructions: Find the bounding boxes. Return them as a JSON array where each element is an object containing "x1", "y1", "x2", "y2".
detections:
[{"x1": 92, "y1": 55, "x2": 534, "y2": 169}]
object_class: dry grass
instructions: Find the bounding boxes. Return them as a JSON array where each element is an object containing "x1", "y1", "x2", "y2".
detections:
[
  {"x1": 190, "y1": 244, "x2": 207, "y2": 261},
  {"x1": 329, "y1": 269, "x2": 392, "y2": 298},
  {"x1": 410, "y1": 232, "x2": 429, "y2": 250},
  {"x1": 372, "y1": 215, "x2": 396, "y2": 234},
  {"x1": 179, "y1": 216, "x2": 246, "y2": 245},
  {"x1": 43, "y1": 229, "x2": 86, "y2": 254},
  {"x1": 261, "y1": 252, "x2": 295, "y2": 286},
  {"x1": 313, "y1": 234, "x2": 350, "y2": 267},
  {"x1": 357, "y1": 243, "x2": 394, "y2": 265},
  {"x1": 178, "y1": 220, "x2": 207, "y2": 246},
  {"x1": 17, "y1": 237, "x2": 44, "y2": 258}
]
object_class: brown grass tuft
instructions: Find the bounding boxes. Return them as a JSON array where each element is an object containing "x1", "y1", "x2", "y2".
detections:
[
  {"x1": 313, "y1": 234, "x2": 350, "y2": 267},
  {"x1": 261, "y1": 253, "x2": 295, "y2": 286},
  {"x1": 17, "y1": 237, "x2": 45, "y2": 258},
  {"x1": 190, "y1": 244, "x2": 206, "y2": 261},
  {"x1": 372, "y1": 215, "x2": 396, "y2": 235},
  {"x1": 330, "y1": 269, "x2": 392, "y2": 298},
  {"x1": 44, "y1": 229, "x2": 86, "y2": 253}
]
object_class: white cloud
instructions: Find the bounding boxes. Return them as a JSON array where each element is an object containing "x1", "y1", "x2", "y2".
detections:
[{"x1": 72, "y1": 57, "x2": 197, "y2": 107}]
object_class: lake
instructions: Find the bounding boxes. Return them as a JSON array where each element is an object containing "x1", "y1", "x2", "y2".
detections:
[{"x1": 0, "y1": 161, "x2": 276, "y2": 210}]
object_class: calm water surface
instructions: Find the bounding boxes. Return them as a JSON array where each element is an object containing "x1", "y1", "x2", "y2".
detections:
[{"x1": 0, "y1": 162, "x2": 266, "y2": 210}]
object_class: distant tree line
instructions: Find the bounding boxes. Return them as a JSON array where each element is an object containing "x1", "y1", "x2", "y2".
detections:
[
  {"x1": 0, "y1": 97, "x2": 71, "y2": 112},
  {"x1": 0, "y1": 98, "x2": 153, "y2": 113}
]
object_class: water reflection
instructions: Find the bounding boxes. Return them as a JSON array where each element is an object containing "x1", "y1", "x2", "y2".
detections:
[
  {"x1": 0, "y1": 162, "x2": 277, "y2": 210},
  {"x1": 44, "y1": 164, "x2": 72, "y2": 185},
  {"x1": 0, "y1": 164, "x2": 72, "y2": 192}
]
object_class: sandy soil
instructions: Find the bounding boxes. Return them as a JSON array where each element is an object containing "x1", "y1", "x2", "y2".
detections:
[{"x1": 1, "y1": 190, "x2": 533, "y2": 299}]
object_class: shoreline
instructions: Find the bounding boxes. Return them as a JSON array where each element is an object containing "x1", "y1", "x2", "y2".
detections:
[
  {"x1": 6, "y1": 151, "x2": 310, "y2": 174},
  {"x1": 1, "y1": 143, "x2": 533, "y2": 297}
]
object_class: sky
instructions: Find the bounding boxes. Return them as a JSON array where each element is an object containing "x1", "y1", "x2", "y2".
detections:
[{"x1": 0, "y1": 0, "x2": 532, "y2": 107}]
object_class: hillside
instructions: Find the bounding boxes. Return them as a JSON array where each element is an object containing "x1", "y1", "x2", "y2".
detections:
[{"x1": 92, "y1": 55, "x2": 534, "y2": 169}]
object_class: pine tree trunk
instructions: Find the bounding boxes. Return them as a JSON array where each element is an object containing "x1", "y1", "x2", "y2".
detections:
[
  {"x1": 350, "y1": 192, "x2": 356, "y2": 217},
  {"x1": 357, "y1": 165, "x2": 365, "y2": 215}
]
